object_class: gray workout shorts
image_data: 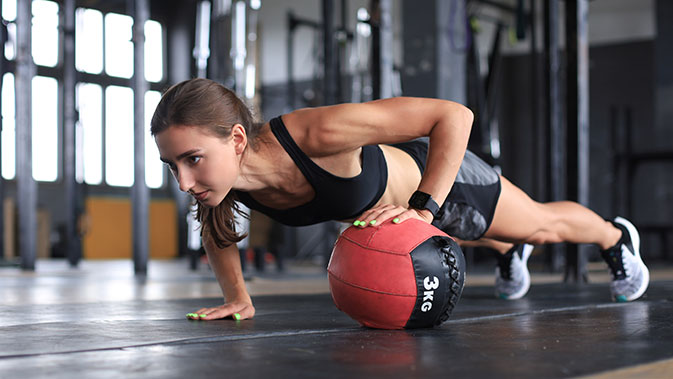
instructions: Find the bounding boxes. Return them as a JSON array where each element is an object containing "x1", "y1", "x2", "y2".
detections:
[{"x1": 431, "y1": 150, "x2": 501, "y2": 241}]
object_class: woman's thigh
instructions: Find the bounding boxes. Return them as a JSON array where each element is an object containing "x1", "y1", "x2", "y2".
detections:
[{"x1": 483, "y1": 176, "x2": 552, "y2": 243}]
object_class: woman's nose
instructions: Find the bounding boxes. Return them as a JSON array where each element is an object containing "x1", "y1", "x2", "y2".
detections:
[{"x1": 177, "y1": 170, "x2": 195, "y2": 192}]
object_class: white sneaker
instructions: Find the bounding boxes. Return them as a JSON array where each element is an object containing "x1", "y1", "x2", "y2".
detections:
[
  {"x1": 601, "y1": 217, "x2": 649, "y2": 302},
  {"x1": 495, "y1": 244, "x2": 533, "y2": 300}
]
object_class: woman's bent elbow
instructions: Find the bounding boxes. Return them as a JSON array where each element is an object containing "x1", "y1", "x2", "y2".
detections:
[
  {"x1": 445, "y1": 101, "x2": 474, "y2": 130},
  {"x1": 465, "y1": 106, "x2": 475, "y2": 126}
]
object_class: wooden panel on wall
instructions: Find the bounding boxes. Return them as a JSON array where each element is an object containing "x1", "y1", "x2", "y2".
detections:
[
  {"x1": 149, "y1": 199, "x2": 178, "y2": 259},
  {"x1": 3, "y1": 198, "x2": 15, "y2": 258},
  {"x1": 83, "y1": 197, "x2": 177, "y2": 259}
]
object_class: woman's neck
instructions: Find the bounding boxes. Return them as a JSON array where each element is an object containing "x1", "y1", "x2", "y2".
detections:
[
  {"x1": 234, "y1": 129, "x2": 294, "y2": 193},
  {"x1": 235, "y1": 137, "x2": 318, "y2": 209}
]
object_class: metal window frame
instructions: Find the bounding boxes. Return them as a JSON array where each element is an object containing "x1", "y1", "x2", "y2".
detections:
[{"x1": 0, "y1": 1, "x2": 169, "y2": 191}]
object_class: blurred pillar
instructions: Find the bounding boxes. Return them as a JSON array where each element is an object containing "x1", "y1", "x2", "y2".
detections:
[
  {"x1": 531, "y1": 0, "x2": 546, "y2": 202},
  {"x1": 211, "y1": 0, "x2": 233, "y2": 86},
  {"x1": 16, "y1": 0, "x2": 37, "y2": 270},
  {"x1": 0, "y1": 21, "x2": 5, "y2": 261},
  {"x1": 168, "y1": 0, "x2": 194, "y2": 258},
  {"x1": 402, "y1": 0, "x2": 466, "y2": 102},
  {"x1": 378, "y1": 0, "x2": 393, "y2": 99},
  {"x1": 194, "y1": 1, "x2": 211, "y2": 79},
  {"x1": 232, "y1": 0, "x2": 247, "y2": 98},
  {"x1": 564, "y1": 0, "x2": 590, "y2": 283},
  {"x1": 131, "y1": 0, "x2": 149, "y2": 275},
  {"x1": 655, "y1": 1, "x2": 673, "y2": 133},
  {"x1": 63, "y1": 0, "x2": 80, "y2": 267},
  {"x1": 322, "y1": 0, "x2": 337, "y2": 105},
  {"x1": 543, "y1": 0, "x2": 565, "y2": 272},
  {"x1": 436, "y1": 0, "x2": 466, "y2": 103}
]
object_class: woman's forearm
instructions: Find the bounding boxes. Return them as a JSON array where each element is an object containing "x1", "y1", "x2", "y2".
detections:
[
  {"x1": 417, "y1": 103, "x2": 474, "y2": 205},
  {"x1": 203, "y1": 236, "x2": 251, "y2": 304}
]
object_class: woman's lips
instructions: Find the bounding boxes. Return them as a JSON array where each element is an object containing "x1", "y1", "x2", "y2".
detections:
[{"x1": 193, "y1": 191, "x2": 209, "y2": 201}]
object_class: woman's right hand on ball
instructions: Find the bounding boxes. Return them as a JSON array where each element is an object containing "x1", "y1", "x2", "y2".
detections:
[{"x1": 187, "y1": 300, "x2": 255, "y2": 321}]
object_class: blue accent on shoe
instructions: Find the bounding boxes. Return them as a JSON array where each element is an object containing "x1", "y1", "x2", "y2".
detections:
[
  {"x1": 616, "y1": 295, "x2": 627, "y2": 303},
  {"x1": 499, "y1": 293, "x2": 509, "y2": 300}
]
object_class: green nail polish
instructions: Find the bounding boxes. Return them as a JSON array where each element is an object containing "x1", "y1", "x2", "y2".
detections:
[
  {"x1": 200, "y1": 314, "x2": 207, "y2": 318},
  {"x1": 353, "y1": 220, "x2": 361, "y2": 226},
  {"x1": 393, "y1": 218, "x2": 400, "y2": 223},
  {"x1": 233, "y1": 313, "x2": 241, "y2": 320},
  {"x1": 370, "y1": 220, "x2": 377, "y2": 225}
]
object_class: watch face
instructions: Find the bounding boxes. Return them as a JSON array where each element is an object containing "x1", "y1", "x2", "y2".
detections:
[
  {"x1": 409, "y1": 191, "x2": 431, "y2": 209},
  {"x1": 409, "y1": 191, "x2": 439, "y2": 218}
]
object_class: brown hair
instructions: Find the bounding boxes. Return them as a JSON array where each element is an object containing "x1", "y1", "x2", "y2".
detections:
[{"x1": 150, "y1": 78, "x2": 264, "y2": 248}]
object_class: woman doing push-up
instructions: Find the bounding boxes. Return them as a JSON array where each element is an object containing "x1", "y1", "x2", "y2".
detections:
[{"x1": 151, "y1": 78, "x2": 649, "y2": 321}]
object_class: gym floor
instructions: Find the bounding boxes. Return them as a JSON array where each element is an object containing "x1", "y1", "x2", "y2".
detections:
[{"x1": 1, "y1": 259, "x2": 672, "y2": 378}]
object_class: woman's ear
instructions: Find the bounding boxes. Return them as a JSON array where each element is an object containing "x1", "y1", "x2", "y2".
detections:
[{"x1": 231, "y1": 124, "x2": 248, "y2": 155}]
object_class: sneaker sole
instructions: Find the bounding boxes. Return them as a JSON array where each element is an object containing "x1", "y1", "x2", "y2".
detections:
[
  {"x1": 614, "y1": 217, "x2": 650, "y2": 301},
  {"x1": 497, "y1": 244, "x2": 533, "y2": 300}
]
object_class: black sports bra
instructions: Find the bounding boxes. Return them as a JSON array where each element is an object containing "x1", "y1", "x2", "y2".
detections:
[{"x1": 234, "y1": 116, "x2": 389, "y2": 226}]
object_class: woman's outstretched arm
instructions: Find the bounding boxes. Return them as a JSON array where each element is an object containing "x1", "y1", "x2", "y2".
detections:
[{"x1": 187, "y1": 231, "x2": 254, "y2": 321}]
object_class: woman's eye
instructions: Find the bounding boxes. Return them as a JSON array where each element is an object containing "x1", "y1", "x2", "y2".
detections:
[{"x1": 188, "y1": 156, "x2": 201, "y2": 164}]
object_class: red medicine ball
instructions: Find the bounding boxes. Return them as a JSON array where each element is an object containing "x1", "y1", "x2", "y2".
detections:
[{"x1": 327, "y1": 219, "x2": 466, "y2": 329}]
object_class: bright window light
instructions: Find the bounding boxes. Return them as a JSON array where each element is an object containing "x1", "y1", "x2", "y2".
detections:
[
  {"x1": 76, "y1": 83, "x2": 103, "y2": 185},
  {"x1": 75, "y1": 8, "x2": 104, "y2": 74},
  {"x1": 2, "y1": 0, "x2": 16, "y2": 21},
  {"x1": 32, "y1": 76, "x2": 59, "y2": 182},
  {"x1": 1, "y1": 73, "x2": 16, "y2": 180},
  {"x1": 105, "y1": 85, "x2": 134, "y2": 187},
  {"x1": 105, "y1": 13, "x2": 134, "y2": 79},
  {"x1": 1, "y1": 0, "x2": 16, "y2": 60},
  {"x1": 32, "y1": 0, "x2": 59, "y2": 67},
  {"x1": 145, "y1": 20, "x2": 163, "y2": 83},
  {"x1": 245, "y1": 64, "x2": 256, "y2": 99},
  {"x1": 145, "y1": 91, "x2": 163, "y2": 188},
  {"x1": 4, "y1": 23, "x2": 16, "y2": 60}
]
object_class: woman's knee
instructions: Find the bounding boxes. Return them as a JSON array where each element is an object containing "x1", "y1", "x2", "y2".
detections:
[{"x1": 526, "y1": 229, "x2": 561, "y2": 245}]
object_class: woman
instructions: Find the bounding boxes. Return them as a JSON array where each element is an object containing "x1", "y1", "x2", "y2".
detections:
[{"x1": 152, "y1": 78, "x2": 649, "y2": 321}]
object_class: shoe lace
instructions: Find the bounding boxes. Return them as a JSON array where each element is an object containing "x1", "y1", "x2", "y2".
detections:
[{"x1": 601, "y1": 247, "x2": 626, "y2": 280}]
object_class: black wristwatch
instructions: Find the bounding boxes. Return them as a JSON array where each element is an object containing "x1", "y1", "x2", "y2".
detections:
[{"x1": 408, "y1": 190, "x2": 440, "y2": 219}]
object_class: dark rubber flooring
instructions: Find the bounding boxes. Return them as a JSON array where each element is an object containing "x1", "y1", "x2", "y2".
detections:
[{"x1": 1, "y1": 281, "x2": 672, "y2": 378}]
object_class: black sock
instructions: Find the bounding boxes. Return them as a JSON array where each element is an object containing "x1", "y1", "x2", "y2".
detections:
[
  {"x1": 604, "y1": 221, "x2": 629, "y2": 251},
  {"x1": 496, "y1": 245, "x2": 517, "y2": 262}
]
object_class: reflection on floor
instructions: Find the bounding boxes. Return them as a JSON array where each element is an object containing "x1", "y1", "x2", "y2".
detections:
[{"x1": 0, "y1": 259, "x2": 672, "y2": 378}]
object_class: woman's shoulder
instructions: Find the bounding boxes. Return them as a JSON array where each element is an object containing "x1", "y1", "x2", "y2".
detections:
[{"x1": 275, "y1": 109, "x2": 346, "y2": 157}]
